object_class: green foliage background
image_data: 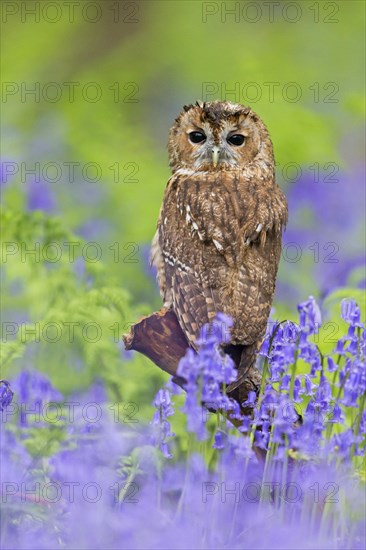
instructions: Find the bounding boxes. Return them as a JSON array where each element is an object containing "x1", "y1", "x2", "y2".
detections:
[{"x1": 1, "y1": 1, "x2": 365, "y2": 425}]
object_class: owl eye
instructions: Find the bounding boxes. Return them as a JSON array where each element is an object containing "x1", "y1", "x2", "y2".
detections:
[
  {"x1": 227, "y1": 134, "x2": 245, "y2": 146},
  {"x1": 189, "y1": 131, "x2": 206, "y2": 144}
]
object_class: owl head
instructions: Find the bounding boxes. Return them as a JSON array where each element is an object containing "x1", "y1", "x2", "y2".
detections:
[{"x1": 168, "y1": 100, "x2": 273, "y2": 173}]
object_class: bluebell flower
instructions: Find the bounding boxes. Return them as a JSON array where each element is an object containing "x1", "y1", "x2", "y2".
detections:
[
  {"x1": 298, "y1": 295, "x2": 322, "y2": 334},
  {"x1": 177, "y1": 313, "x2": 238, "y2": 440},
  {"x1": 334, "y1": 338, "x2": 346, "y2": 355},
  {"x1": 151, "y1": 388, "x2": 175, "y2": 458},
  {"x1": 269, "y1": 360, "x2": 284, "y2": 383},
  {"x1": 282, "y1": 320, "x2": 301, "y2": 344},
  {"x1": 346, "y1": 337, "x2": 359, "y2": 355},
  {"x1": 271, "y1": 396, "x2": 298, "y2": 445},
  {"x1": 327, "y1": 356, "x2": 338, "y2": 372},
  {"x1": 329, "y1": 402, "x2": 344, "y2": 424},
  {"x1": 254, "y1": 428, "x2": 270, "y2": 450},
  {"x1": 238, "y1": 415, "x2": 252, "y2": 433},
  {"x1": 309, "y1": 353, "x2": 322, "y2": 377},
  {"x1": 213, "y1": 430, "x2": 227, "y2": 450},
  {"x1": 341, "y1": 299, "x2": 364, "y2": 327},
  {"x1": 258, "y1": 320, "x2": 278, "y2": 358},
  {"x1": 304, "y1": 374, "x2": 316, "y2": 396},
  {"x1": 293, "y1": 377, "x2": 304, "y2": 403},
  {"x1": 242, "y1": 390, "x2": 257, "y2": 407},
  {"x1": 298, "y1": 330, "x2": 321, "y2": 370},
  {"x1": 258, "y1": 384, "x2": 277, "y2": 422},
  {"x1": 0, "y1": 380, "x2": 13, "y2": 410},
  {"x1": 342, "y1": 358, "x2": 365, "y2": 408}
]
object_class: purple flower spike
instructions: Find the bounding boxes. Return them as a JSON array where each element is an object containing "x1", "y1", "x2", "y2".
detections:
[
  {"x1": 0, "y1": 380, "x2": 13, "y2": 411},
  {"x1": 152, "y1": 388, "x2": 175, "y2": 458},
  {"x1": 177, "y1": 313, "x2": 239, "y2": 441}
]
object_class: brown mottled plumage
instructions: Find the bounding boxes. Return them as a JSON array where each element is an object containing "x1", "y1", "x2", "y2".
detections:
[{"x1": 151, "y1": 101, "x2": 288, "y2": 390}]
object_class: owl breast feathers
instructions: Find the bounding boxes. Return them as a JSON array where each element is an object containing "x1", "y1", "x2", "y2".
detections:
[{"x1": 151, "y1": 100, "x2": 288, "y2": 357}]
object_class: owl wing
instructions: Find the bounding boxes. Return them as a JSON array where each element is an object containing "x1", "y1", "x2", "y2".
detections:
[
  {"x1": 151, "y1": 221, "x2": 206, "y2": 346},
  {"x1": 157, "y1": 179, "x2": 231, "y2": 348},
  {"x1": 150, "y1": 224, "x2": 167, "y2": 302},
  {"x1": 157, "y1": 170, "x2": 287, "y2": 349}
]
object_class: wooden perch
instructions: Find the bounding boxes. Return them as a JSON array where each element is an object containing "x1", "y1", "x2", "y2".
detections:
[
  {"x1": 123, "y1": 307, "x2": 261, "y2": 408},
  {"x1": 123, "y1": 307, "x2": 266, "y2": 461},
  {"x1": 123, "y1": 307, "x2": 189, "y2": 386}
]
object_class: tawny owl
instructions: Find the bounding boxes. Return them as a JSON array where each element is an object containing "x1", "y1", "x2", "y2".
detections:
[{"x1": 151, "y1": 101, "x2": 288, "y2": 393}]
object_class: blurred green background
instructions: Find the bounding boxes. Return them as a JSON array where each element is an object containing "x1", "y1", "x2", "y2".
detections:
[{"x1": 1, "y1": 1, "x2": 365, "y2": 419}]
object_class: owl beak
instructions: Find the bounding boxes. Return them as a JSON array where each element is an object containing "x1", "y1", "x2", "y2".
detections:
[{"x1": 212, "y1": 146, "x2": 220, "y2": 167}]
